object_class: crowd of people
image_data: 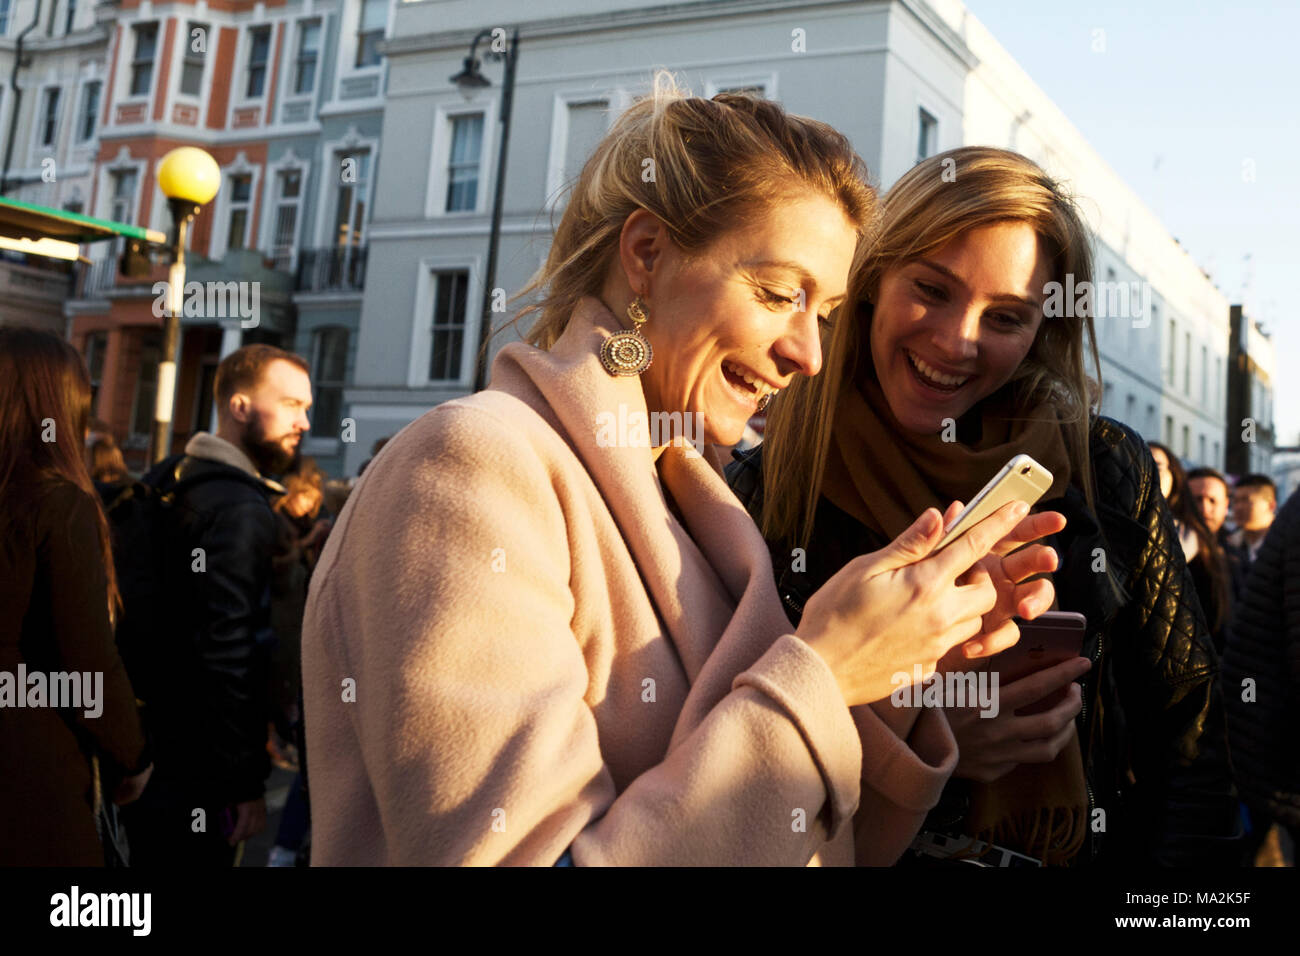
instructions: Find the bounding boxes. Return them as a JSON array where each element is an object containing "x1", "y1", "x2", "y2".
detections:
[
  {"x1": 0, "y1": 333, "x2": 379, "y2": 865},
  {"x1": 1, "y1": 79, "x2": 1297, "y2": 868}
]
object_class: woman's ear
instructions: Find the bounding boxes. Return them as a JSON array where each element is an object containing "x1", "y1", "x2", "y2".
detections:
[{"x1": 617, "y1": 209, "x2": 665, "y2": 296}]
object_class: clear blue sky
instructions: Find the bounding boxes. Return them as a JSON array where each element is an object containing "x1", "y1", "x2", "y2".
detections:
[{"x1": 965, "y1": 0, "x2": 1299, "y2": 446}]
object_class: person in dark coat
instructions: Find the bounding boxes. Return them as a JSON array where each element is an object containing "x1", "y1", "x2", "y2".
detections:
[
  {"x1": 0, "y1": 327, "x2": 152, "y2": 866},
  {"x1": 120, "y1": 344, "x2": 311, "y2": 867},
  {"x1": 88, "y1": 434, "x2": 134, "y2": 510},
  {"x1": 1223, "y1": 487, "x2": 1300, "y2": 862},
  {"x1": 1149, "y1": 443, "x2": 1234, "y2": 654}
]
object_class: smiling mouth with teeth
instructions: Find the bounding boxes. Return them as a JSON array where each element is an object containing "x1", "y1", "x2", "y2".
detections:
[
  {"x1": 904, "y1": 349, "x2": 972, "y2": 392},
  {"x1": 722, "y1": 359, "x2": 780, "y2": 405}
]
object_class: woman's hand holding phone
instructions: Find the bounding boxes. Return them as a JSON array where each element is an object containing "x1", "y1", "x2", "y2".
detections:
[
  {"x1": 945, "y1": 656, "x2": 1091, "y2": 783},
  {"x1": 936, "y1": 498, "x2": 1066, "y2": 668},
  {"x1": 798, "y1": 499, "x2": 1056, "y2": 710}
]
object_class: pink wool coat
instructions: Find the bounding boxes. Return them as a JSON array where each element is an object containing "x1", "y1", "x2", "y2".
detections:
[{"x1": 301, "y1": 297, "x2": 957, "y2": 866}]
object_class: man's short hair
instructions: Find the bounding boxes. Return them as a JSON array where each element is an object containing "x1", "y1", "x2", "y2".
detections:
[
  {"x1": 1235, "y1": 473, "x2": 1277, "y2": 503},
  {"x1": 1187, "y1": 467, "x2": 1229, "y2": 492},
  {"x1": 214, "y1": 344, "x2": 310, "y2": 413}
]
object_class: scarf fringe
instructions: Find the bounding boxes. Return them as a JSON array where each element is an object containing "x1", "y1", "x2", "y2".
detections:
[{"x1": 966, "y1": 805, "x2": 1088, "y2": 866}]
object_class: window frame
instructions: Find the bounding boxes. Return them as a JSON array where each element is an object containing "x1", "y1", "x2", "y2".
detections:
[
  {"x1": 128, "y1": 22, "x2": 159, "y2": 100},
  {"x1": 407, "y1": 255, "x2": 483, "y2": 389},
  {"x1": 292, "y1": 18, "x2": 322, "y2": 98},
  {"x1": 207, "y1": 157, "x2": 262, "y2": 256},
  {"x1": 916, "y1": 107, "x2": 939, "y2": 165},
  {"x1": 244, "y1": 25, "x2": 273, "y2": 101},
  {"x1": 128, "y1": 329, "x2": 163, "y2": 440},
  {"x1": 309, "y1": 325, "x2": 350, "y2": 439},
  {"x1": 444, "y1": 113, "x2": 485, "y2": 214},
  {"x1": 108, "y1": 167, "x2": 139, "y2": 224},
  {"x1": 355, "y1": 0, "x2": 387, "y2": 69},
  {"x1": 37, "y1": 86, "x2": 62, "y2": 148},
  {"x1": 1166, "y1": 317, "x2": 1176, "y2": 384},
  {"x1": 178, "y1": 20, "x2": 209, "y2": 99},
  {"x1": 328, "y1": 147, "x2": 372, "y2": 249},
  {"x1": 224, "y1": 172, "x2": 255, "y2": 252},
  {"x1": 267, "y1": 165, "x2": 305, "y2": 272},
  {"x1": 544, "y1": 90, "x2": 614, "y2": 210},
  {"x1": 425, "y1": 100, "x2": 496, "y2": 219},
  {"x1": 76, "y1": 79, "x2": 101, "y2": 142}
]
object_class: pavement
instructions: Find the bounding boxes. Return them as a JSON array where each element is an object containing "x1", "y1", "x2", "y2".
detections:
[{"x1": 238, "y1": 764, "x2": 298, "y2": 867}]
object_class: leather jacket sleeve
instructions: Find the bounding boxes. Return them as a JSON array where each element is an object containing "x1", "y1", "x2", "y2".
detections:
[
  {"x1": 194, "y1": 498, "x2": 275, "y2": 805},
  {"x1": 1100, "y1": 422, "x2": 1240, "y2": 865}
]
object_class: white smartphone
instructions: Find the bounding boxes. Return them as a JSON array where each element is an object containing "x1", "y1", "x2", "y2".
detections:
[{"x1": 933, "y1": 454, "x2": 1054, "y2": 553}]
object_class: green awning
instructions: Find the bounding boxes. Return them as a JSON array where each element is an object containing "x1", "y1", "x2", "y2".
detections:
[{"x1": 0, "y1": 195, "x2": 167, "y2": 245}]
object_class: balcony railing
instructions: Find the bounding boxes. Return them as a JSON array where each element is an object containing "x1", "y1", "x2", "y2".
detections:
[
  {"x1": 296, "y1": 246, "x2": 367, "y2": 293},
  {"x1": 78, "y1": 256, "x2": 119, "y2": 297}
]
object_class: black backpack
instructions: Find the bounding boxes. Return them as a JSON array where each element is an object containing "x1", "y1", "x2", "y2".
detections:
[{"x1": 104, "y1": 454, "x2": 229, "y2": 705}]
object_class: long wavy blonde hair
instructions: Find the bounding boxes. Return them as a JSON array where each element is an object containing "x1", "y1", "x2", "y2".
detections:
[
  {"x1": 507, "y1": 71, "x2": 877, "y2": 349},
  {"x1": 760, "y1": 146, "x2": 1103, "y2": 547}
]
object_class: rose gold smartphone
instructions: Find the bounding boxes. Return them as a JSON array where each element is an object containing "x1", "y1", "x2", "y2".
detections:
[
  {"x1": 933, "y1": 453, "x2": 1054, "y2": 553},
  {"x1": 988, "y1": 610, "x2": 1087, "y2": 715}
]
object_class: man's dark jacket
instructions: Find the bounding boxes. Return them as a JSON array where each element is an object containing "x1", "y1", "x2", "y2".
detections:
[
  {"x1": 139, "y1": 433, "x2": 280, "y2": 807},
  {"x1": 1223, "y1": 487, "x2": 1300, "y2": 828},
  {"x1": 726, "y1": 415, "x2": 1240, "y2": 865}
]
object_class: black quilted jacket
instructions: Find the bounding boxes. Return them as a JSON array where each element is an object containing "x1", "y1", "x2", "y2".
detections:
[
  {"x1": 1223, "y1": 487, "x2": 1300, "y2": 828},
  {"x1": 726, "y1": 415, "x2": 1241, "y2": 866}
]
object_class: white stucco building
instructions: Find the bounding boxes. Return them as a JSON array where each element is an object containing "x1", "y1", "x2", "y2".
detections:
[{"x1": 344, "y1": 0, "x2": 1233, "y2": 475}]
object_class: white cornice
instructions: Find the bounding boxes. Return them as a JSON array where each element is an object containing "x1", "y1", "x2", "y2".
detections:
[
  {"x1": 388, "y1": 0, "x2": 877, "y2": 53},
  {"x1": 383, "y1": 0, "x2": 977, "y2": 72}
]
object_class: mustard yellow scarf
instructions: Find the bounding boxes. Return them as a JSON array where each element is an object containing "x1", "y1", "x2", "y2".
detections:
[{"x1": 820, "y1": 370, "x2": 1088, "y2": 865}]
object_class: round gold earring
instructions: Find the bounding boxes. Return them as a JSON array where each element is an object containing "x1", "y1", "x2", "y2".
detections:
[{"x1": 600, "y1": 295, "x2": 654, "y2": 376}]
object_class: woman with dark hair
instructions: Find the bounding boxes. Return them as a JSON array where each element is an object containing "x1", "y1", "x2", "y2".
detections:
[
  {"x1": 1148, "y1": 442, "x2": 1233, "y2": 653},
  {"x1": 0, "y1": 326, "x2": 153, "y2": 865}
]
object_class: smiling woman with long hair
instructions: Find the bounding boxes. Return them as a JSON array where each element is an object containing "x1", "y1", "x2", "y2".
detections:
[
  {"x1": 730, "y1": 146, "x2": 1240, "y2": 866},
  {"x1": 0, "y1": 326, "x2": 152, "y2": 865},
  {"x1": 300, "y1": 81, "x2": 1063, "y2": 866}
]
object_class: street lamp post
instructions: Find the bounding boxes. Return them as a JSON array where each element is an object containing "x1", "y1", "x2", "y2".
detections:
[
  {"x1": 451, "y1": 27, "x2": 519, "y2": 393},
  {"x1": 151, "y1": 147, "x2": 220, "y2": 465}
]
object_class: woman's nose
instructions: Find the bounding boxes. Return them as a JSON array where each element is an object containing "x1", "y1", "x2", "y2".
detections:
[
  {"x1": 930, "y1": 305, "x2": 981, "y2": 362},
  {"x1": 773, "y1": 309, "x2": 823, "y2": 378}
]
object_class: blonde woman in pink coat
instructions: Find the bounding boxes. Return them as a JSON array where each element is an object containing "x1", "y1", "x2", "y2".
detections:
[{"x1": 301, "y1": 76, "x2": 1064, "y2": 866}]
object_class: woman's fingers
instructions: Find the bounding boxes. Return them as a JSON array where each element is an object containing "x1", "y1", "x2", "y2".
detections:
[
  {"x1": 999, "y1": 656, "x2": 1091, "y2": 710},
  {"x1": 932, "y1": 614, "x2": 986, "y2": 662},
  {"x1": 999, "y1": 543, "x2": 1059, "y2": 583},
  {"x1": 961, "y1": 617, "x2": 1020, "y2": 659},
  {"x1": 991, "y1": 510, "x2": 1067, "y2": 557},
  {"x1": 1002, "y1": 692, "x2": 1083, "y2": 763},
  {"x1": 933, "y1": 500, "x2": 1030, "y2": 580},
  {"x1": 1013, "y1": 578, "x2": 1056, "y2": 620},
  {"x1": 860, "y1": 507, "x2": 944, "y2": 578}
]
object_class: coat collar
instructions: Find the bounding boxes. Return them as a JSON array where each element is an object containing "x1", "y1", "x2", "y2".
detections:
[
  {"x1": 486, "y1": 296, "x2": 798, "y2": 727},
  {"x1": 182, "y1": 431, "x2": 286, "y2": 494}
]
